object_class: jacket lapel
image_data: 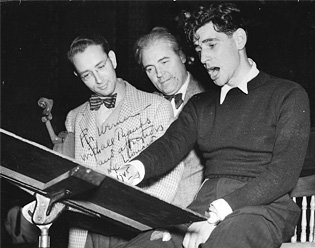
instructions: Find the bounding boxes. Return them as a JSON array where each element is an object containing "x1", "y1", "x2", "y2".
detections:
[
  {"x1": 76, "y1": 102, "x2": 99, "y2": 167},
  {"x1": 78, "y1": 103, "x2": 97, "y2": 138},
  {"x1": 184, "y1": 75, "x2": 205, "y2": 105},
  {"x1": 111, "y1": 82, "x2": 137, "y2": 166}
]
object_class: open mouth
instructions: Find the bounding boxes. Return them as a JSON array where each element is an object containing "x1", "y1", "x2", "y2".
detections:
[{"x1": 207, "y1": 67, "x2": 220, "y2": 80}]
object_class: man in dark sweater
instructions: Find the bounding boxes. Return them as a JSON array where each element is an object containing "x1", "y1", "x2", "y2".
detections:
[{"x1": 110, "y1": 3, "x2": 310, "y2": 248}]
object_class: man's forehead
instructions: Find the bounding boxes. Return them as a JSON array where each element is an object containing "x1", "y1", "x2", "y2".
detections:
[
  {"x1": 142, "y1": 42, "x2": 174, "y2": 63},
  {"x1": 194, "y1": 23, "x2": 220, "y2": 45},
  {"x1": 73, "y1": 47, "x2": 108, "y2": 71},
  {"x1": 145, "y1": 40, "x2": 173, "y2": 54}
]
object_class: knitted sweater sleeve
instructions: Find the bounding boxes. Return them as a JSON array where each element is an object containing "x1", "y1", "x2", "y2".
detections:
[{"x1": 135, "y1": 99, "x2": 199, "y2": 179}]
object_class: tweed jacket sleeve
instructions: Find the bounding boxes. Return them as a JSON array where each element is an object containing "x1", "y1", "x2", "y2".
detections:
[{"x1": 129, "y1": 87, "x2": 185, "y2": 203}]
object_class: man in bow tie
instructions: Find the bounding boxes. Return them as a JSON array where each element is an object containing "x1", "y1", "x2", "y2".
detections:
[
  {"x1": 63, "y1": 34, "x2": 186, "y2": 248},
  {"x1": 134, "y1": 27, "x2": 206, "y2": 208}
]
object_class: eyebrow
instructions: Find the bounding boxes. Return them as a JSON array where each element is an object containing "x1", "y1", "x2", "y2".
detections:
[
  {"x1": 79, "y1": 59, "x2": 107, "y2": 75},
  {"x1": 144, "y1": 56, "x2": 169, "y2": 69},
  {"x1": 202, "y1": 38, "x2": 218, "y2": 44},
  {"x1": 158, "y1": 56, "x2": 169, "y2": 62},
  {"x1": 95, "y1": 58, "x2": 108, "y2": 67},
  {"x1": 79, "y1": 70, "x2": 90, "y2": 76},
  {"x1": 194, "y1": 38, "x2": 217, "y2": 46}
]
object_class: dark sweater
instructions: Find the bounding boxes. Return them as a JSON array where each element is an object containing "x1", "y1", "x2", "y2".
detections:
[{"x1": 135, "y1": 72, "x2": 310, "y2": 211}]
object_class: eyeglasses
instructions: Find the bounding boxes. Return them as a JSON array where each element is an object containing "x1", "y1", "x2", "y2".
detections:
[{"x1": 79, "y1": 57, "x2": 109, "y2": 83}]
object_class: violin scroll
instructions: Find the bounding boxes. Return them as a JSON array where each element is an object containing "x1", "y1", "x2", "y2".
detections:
[
  {"x1": 38, "y1": 97, "x2": 54, "y2": 123},
  {"x1": 37, "y1": 97, "x2": 75, "y2": 158},
  {"x1": 38, "y1": 97, "x2": 62, "y2": 144}
]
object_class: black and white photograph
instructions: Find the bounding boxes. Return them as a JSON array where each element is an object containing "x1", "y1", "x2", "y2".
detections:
[{"x1": 1, "y1": 1, "x2": 315, "y2": 248}]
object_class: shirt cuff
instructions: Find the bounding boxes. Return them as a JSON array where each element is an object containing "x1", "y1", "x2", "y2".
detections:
[
  {"x1": 126, "y1": 160, "x2": 145, "y2": 185},
  {"x1": 210, "y1": 198, "x2": 233, "y2": 221}
]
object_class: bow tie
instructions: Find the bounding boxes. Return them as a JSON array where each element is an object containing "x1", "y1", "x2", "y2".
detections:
[
  {"x1": 164, "y1": 93, "x2": 183, "y2": 109},
  {"x1": 89, "y1": 93, "x2": 117, "y2": 111}
]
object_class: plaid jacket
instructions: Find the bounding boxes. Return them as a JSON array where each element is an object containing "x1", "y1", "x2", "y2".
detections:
[{"x1": 66, "y1": 80, "x2": 185, "y2": 248}]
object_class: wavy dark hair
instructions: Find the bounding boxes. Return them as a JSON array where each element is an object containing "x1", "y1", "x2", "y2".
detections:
[
  {"x1": 184, "y1": 3, "x2": 247, "y2": 43},
  {"x1": 67, "y1": 34, "x2": 111, "y2": 63}
]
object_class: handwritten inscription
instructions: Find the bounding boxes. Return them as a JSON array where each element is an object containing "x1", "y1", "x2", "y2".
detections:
[
  {"x1": 110, "y1": 164, "x2": 141, "y2": 183},
  {"x1": 79, "y1": 105, "x2": 165, "y2": 173}
]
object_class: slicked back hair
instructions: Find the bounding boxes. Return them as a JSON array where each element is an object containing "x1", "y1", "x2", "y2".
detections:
[
  {"x1": 67, "y1": 34, "x2": 111, "y2": 63},
  {"x1": 134, "y1": 27, "x2": 185, "y2": 67}
]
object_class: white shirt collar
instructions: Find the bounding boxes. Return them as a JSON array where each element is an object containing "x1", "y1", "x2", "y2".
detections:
[
  {"x1": 95, "y1": 79, "x2": 126, "y2": 124},
  {"x1": 220, "y1": 59, "x2": 259, "y2": 104}
]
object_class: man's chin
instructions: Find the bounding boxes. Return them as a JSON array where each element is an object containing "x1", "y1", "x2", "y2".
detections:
[
  {"x1": 95, "y1": 89, "x2": 113, "y2": 96},
  {"x1": 212, "y1": 79, "x2": 225, "y2": 87},
  {"x1": 159, "y1": 86, "x2": 176, "y2": 96}
]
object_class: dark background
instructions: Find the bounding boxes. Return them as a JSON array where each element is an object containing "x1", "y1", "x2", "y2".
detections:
[
  {"x1": 1, "y1": 1, "x2": 315, "y2": 247},
  {"x1": 1, "y1": 0, "x2": 315, "y2": 148}
]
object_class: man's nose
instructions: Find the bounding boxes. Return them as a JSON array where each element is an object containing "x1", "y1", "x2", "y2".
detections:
[
  {"x1": 200, "y1": 50, "x2": 211, "y2": 65},
  {"x1": 94, "y1": 71, "x2": 103, "y2": 84},
  {"x1": 155, "y1": 66, "x2": 164, "y2": 78}
]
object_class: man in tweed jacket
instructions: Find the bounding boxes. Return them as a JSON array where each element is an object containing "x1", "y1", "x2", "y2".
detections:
[
  {"x1": 64, "y1": 35, "x2": 184, "y2": 248},
  {"x1": 134, "y1": 27, "x2": 205, "y2": 208}
]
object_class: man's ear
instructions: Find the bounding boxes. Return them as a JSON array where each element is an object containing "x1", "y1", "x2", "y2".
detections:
[
  {"x1": 233, "y1": 28, "x2": 247, "y2": 50},
  {"x1": 179, "y1": 50, "x2": 187, "y2": 64},
  {"x1": 108, "y1": 50, "x2": 117, "y2": 69}
]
